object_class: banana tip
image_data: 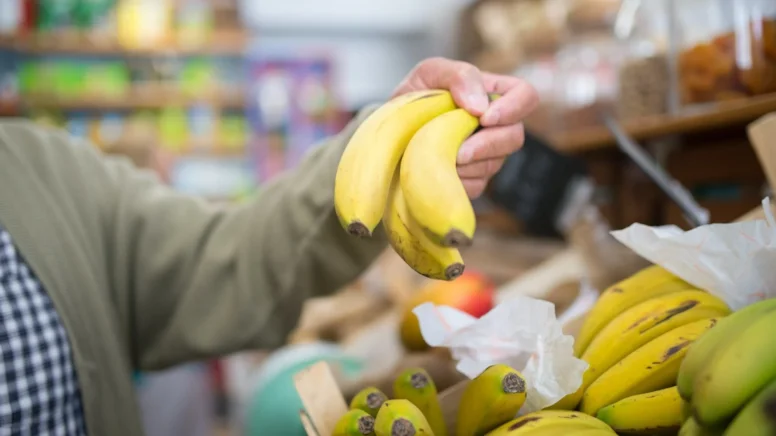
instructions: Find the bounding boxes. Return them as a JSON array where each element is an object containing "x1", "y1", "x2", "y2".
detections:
[
  {"x1": 442, "y1": 229, "x2": 472, "y2": 247},
  {"x1": 391, "y1": 418, "x2": 417, "y2": 436},
  {"x1": 366, "y1": 392, "x2": 386, "y2": 409},
  {"x1": 358, "y1": 416, "x2": 375, "y2": 435},
  {"x1": 347, "y1": 221, "x2": 372, "y2": 238},
  {"x1": 445, "y1": 263, "x2": 465, "y2": 281},
  {"x1": 503, "y1": 372, "x2": 526, "y2": 394}
]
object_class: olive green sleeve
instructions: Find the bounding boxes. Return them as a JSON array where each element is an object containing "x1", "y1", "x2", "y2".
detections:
[{"x1": 100, "y1": 106, "x2": 388, "y2": 369}]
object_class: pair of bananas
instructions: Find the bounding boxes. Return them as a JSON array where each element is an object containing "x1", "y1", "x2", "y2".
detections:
[
  {"x1": 546, "y1": 265, "x2": 732, "y2": 435},
  {"x1": 334, "y1": 90, "x2": 496, "y2": 281},
  {"x1": 676, "y1": 297, "x2": 776, "y2": 435},
  {"x1": 336, "y1": 363, "x2": 580, "y2": 436}
]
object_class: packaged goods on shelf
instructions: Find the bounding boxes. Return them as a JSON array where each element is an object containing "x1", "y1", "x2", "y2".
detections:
[{"x1": 669, "y1": 0, "x2": 776, "y2": 109}]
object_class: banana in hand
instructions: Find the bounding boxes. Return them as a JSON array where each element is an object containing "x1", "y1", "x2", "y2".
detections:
[
  {"x1": 693, "y1": 309, "x2": 776, "y2": 427},
  {"x1": 400, "y1": 108, "x2": 481, "y2": 248},
  {"x1": 383, "y1": 169, "x2": 464, "y2": 281},
  {"x1": 351, "y1": 387, "x2": 389, "y2": 418},
  {"x1": 392, "y1": 368, "x2": 448, "y2": 436},
  {"x1": 334, "y1": 409, "x2": 377, "y2": 436},
  {"x1": 485, "y1": 410, "x2": 615, "y2": 435},
  {"x1": 456, "y1": 364, "x2": 527, "y2": 436},
  {"x1": 596, "y1": 386, "x2": 683, "y2": 434},
  {"x1": 374, "y1": 399, "x2": 434, "y2": 436},
  {"x1": 334, "y1": 90, "x2": 457, "y2": 238},
  {"x1": 580, "y1": 317, "x2": 718, "y2": 416},
  {"x1": 574, "y1": 265, "x2": 693, "y2": 357}
]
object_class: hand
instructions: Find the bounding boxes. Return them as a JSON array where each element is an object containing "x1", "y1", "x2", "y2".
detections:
[{"x1": 393, "y1": 57, "x2": 539, "y2": 198}]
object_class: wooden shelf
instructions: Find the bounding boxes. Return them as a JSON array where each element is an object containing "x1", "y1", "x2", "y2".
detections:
[
  {"x1": 547, "y1": 94, "x2": 776, "y2": 153},
  {"x1": 0, "y1": 30, "x2": 249, "y2": 56},
  {"x1": 22, "y1": 89, "x2": 246, "y2": 111}
]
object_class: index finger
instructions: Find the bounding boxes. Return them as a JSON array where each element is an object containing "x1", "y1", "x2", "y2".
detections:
[{"x1": 481, "y1": 73, "x2": 539, "y2": 127}]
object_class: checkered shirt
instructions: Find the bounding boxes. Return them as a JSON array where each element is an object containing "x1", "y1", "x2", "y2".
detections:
[{"x1": 0, "y1": 224, "x2": 87, "y2": 435}]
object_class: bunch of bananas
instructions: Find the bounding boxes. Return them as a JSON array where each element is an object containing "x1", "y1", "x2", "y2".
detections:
[
  {"x1": 546, "y1": 265, "x2": 732, "y2": 435},
  {"x1": 677, "y1": 297, "x2": 776, "y2": 435},
  {"x1": 334, "y1": 90, "x2": 497, "y2": 281},
  {"x1": 334, "y1": 364, "x2": 615, "y2": 436}
]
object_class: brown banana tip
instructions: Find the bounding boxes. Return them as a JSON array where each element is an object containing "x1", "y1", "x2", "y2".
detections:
[
  {"x1": 442, "y1": 229, "x2": 472, "y2": 247},
  {"x1": 391, "y1": 418, "x2": 417, "y2": 436},
  {"x1": 445, "y1": 263, "x2": 465, "y2": 281},
  {"x1": 410, "y1": 372, "x2": 429, "y2": 389},
  {"x1": 503, "y1": 372, "x2": 526, "y2": 394},
  {"x1": 346, "y1": 221, "x2": 371, "y2": 238},
  {"x1": 366, "y1": 392, "x2": 386, "y2": 409},
  {"x1": 358, "y1": 416, "x2": 375, "y2": 435}
]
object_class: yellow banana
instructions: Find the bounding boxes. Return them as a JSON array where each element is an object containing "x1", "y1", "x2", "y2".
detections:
[
  {"x1": 549, "y1": 290, "x2": 729, "y2": 410},
  {"x1": 334, "y1": 409, "x2": 377, "y2": 436},
  {"x1": 383, "y1": 168, "x2": 464, "y2": 281},
  {"x1": 574, "y1": 265, "x2": 694, "y2": 357},
  {"x1": 596, "y1": 386, "x2": 683, "y2": 434},
  {"x1": 456, "y1": 364, "x2": 527, "y2": 436},
  {"x1": 374, "y1": 399, "x2": 434, "y2": 436},
  {"x1": 350, "y1": 387, "x2": 389, "y2": 418},
  {"x1": 400, "y1": 108, "x2": 480, "y2": 247},
  {"x1": 580, "y1": 317, "x2": 719, "y2": 416},
  {"x1": 334, "y1": 90, "x2": 457, "y2": 237},
  {"x1": 392, "y1": 368, "x2": 448, "y2": 436},
  {"x1": 485, "y1": 410, "x2": 615, "y2": 435}
]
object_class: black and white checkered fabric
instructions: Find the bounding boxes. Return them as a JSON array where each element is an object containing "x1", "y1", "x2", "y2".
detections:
[{"x1": 0, "y1": 224, "x2": 87, "y2": 435}]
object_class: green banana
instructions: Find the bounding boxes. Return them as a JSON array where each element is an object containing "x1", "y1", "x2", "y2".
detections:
[
  {"x1": 693, "y1": 309, "x2": 776, "y2": 426},
  {"x1": 723, "y1": 376, "x2": 776, "y2": 435},
  {"x1": 456, "y1": 364, "x2": 527, "y2": 436},
  {"x1": 678, "y1": 298, "x2": 776, "y2": 400},
  {"x1": 374, "y1": 399, "x2": 434, "y2": 436},
  {"x1": 679, "y1": 417, "x2": 725, "y2": 436},
  {"x1": 393, "y1": 368, "x2": 448, "y2": 436},
  {"x1": 334, "y1": 409, "x2": 377, "y2": 436},
  {"x1": 351, "y1": 387, "x2": 389, "y2": 418}
]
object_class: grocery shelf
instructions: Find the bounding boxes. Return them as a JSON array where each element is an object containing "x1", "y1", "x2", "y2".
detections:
[
  {"x1": 22, "y1": 89, "x2": 246, "y2": 111},
  {"x1": 0, "y1": 30, "x2": 249, "y2": 56},
  {"x1": 547, "y1": 94, "x2": 776, "y2": 153}
]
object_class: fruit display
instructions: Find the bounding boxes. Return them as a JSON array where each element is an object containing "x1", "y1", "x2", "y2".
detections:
[
  {"x1": 333, "y1": 90, "x2": 498, "y2": 281},
  {"x1": 398, "y1": 271, "x2": 495, "y2": 352},
  {"x1": 677, "y1": 297, "x2": 776, "y2": 435},
  {"x1": 545, "y1": 264, "x2": 732, "y2": 435},
  {"x1": 333, "y1": 364, "x2": 616, "y2": 436}
]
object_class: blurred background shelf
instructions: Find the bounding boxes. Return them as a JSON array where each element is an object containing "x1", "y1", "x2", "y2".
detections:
[{"x1": 22, "y1": 89, "x2": 247, "y2": 110}]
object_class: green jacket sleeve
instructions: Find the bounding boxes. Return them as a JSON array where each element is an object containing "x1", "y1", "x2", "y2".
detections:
[{"x1": 99, "y1": 106, "x2": 388, "y2": 370}]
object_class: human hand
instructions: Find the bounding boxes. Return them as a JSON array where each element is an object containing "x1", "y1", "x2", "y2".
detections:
[{"x1": 393, "y1": 57, "x2": 539, "y2": 198}]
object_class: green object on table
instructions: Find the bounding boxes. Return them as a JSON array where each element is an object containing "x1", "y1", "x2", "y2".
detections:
[{"x1": 244, "y1": 343, "x2": 365, "y2": 436}]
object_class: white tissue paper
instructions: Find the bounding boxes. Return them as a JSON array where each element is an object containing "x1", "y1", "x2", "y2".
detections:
[
  {"x1": 413, "y1": 296, "x2": 588, "y2": 413},
  {"x1": 611, "y1": 197, "x2": 776, "y2": 311}
]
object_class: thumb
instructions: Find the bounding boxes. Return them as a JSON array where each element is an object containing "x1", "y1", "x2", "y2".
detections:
[{"x1": 415, "y1": 58, "x2": 490, "y2": 116}]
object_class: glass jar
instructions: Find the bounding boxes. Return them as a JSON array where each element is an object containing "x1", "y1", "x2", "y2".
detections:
[{"x1": 668, "y1": 0, "x2": 776, "y2": 109}]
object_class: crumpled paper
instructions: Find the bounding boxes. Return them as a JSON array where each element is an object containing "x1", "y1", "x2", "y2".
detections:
[
  {"x1": 413, "y1": 296, "x2": 588, "y2": 413},
  {"x1": 610, "y1": 197, "x2": 776, "y2": 311}
]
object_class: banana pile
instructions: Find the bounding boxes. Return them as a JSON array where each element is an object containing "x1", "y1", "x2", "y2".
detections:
[
  {"x1": 334, "y1": 90, "x2": 494, "y2": 281},
  {"x1": 546, "y1": 265, "x2": 732, "y2": 435},
  {"x1": 677, "y1": 297, "x2": 776, "y2": 435},
  {"x1": 333, "y1": 364, "x2": 616, "y2": 436}
]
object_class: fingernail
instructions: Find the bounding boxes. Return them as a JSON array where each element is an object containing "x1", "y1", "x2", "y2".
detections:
[
  {"x1": 466, "y1": 93, "x2": 489, "y2": 114},
  {"x1": 457, "y1": 140, "x2": 475, "y2": 164},
  {"x1": 482, "y1": 108, "x2": 500, "y2": 125}
]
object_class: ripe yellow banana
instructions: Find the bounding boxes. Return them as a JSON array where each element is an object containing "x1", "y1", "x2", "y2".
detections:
[
  {"x1": 574, "y1": 265, "x2": 694, "y2": 357},
  {"x1": 580, "y1": 317, "x2": 719, "y2": 416},
  {"x1": 549, "y1": 289, "x2": 730, "y2": 410},
  {"x1": 374, "y1": 399, "x2": 434, "y2": 436},
  {"x1": 383, "y1": 169, "x2": 464, "y2": 280},
  {"x1": 456, "y1": 364, "x2": 527, "y2": 436},
  {"x1": 400, "y1": 108, "x2": 480, "y2": 247},
  {"x1": 334, "y1": 409, "x2": 377, "y2": 436},
  {"x1": 392, "y1": 368, "x2": 448, "y2": 436},
  {"x1": 485, "y1": 410, "x2": 615, "y2": 435},
  {"x1": 334, "y1": 90, "x2": 457, "y2": 238},
  {"x1": 350, "y1": 386, "x2": 389, "y2": 418},
  {"x1": 595, "y1": 386, "x2": 683, "y2": 434}
]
